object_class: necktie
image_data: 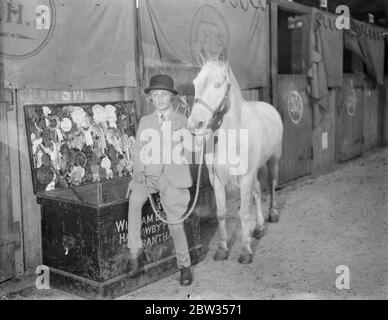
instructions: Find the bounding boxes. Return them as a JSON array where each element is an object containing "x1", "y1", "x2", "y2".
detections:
[
  {"x1": 159, "y1": 113, "x2": 167, "y2": 126},
  {"x1": 160, "y1": 114, "x2": 168, "y2": 163}
]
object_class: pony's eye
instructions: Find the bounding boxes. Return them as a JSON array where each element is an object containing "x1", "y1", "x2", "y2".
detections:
[{"x1": 214, "y1": 82, "x2": 223, "y2": 89}]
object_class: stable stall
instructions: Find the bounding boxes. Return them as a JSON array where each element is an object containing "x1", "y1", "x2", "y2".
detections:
[
  {"x1": 346, "y1": 19, "x2": 385, "y2": 156},
  {"x1": 274, "y1": 3, "x2": 313, "y2": 185},
  {"x1": 272, "y1": 0, "x2": 387, "y2": 175},
  {"x1": 384, "y1": 76, "x2": 388, "y2": 146},
  {"x1": 335, "y1": 74, "x2": 364, "y2": 162},
  {"x1": 362, "y1": 78, "x2": 381, "y2": 153},
  {"x1": 271, "y1": 1, "x2": 353, "y2": 183}
]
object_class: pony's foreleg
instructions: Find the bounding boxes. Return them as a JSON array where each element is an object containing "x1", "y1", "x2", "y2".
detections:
[
  {"x1": 267, "y1": 156, "x2": 280, "y2": 223},
  {"x1": 252, "y1": 178, "x2": 266, "y2": 239},
  {"x1": 238, "y1": 175, "x2": 254, "y2": 264},
  {"x1": 212, "y1": 175, "x2": 229, "y2": 261}
]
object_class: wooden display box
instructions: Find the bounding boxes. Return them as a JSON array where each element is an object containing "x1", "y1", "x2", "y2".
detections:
[{"x1": 24, "y1": 101, "x2": 203, "y2": 299}]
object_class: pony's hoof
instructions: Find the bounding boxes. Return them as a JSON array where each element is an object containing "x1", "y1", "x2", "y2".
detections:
[
  {"x1": 252, "y1": 227, "x2": 266, "y2": 239},
  {"x1": 214, "y1": 249, "x2": 229, "y2": 261},
  {"x1": 269, "y1": 209, "x2": 280, "y2": 223},
  {"x1": 238, "y1": 253, "x2": 253, "y2": 264}
]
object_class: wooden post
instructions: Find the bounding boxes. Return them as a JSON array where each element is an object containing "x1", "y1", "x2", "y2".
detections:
[
  {"x1": 0, "y1": 61, "x2": 21, "y2": 282},
  {"x1": 270, "y1": 1, "x2": 279, "y2": 109}
]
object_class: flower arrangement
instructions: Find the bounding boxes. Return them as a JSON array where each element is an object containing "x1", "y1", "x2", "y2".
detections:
[{"x1": 27, "y1": 101, "x2": 137, "y2": 192}]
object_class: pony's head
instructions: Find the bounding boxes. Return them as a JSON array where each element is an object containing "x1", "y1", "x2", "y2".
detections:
[{"x1": 187, "y1": 56, "x2": 231, "y2": 134}]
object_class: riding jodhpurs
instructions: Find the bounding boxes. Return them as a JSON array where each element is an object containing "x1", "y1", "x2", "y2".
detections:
[{"x1": 127, "y1": 171, "x2": 191, "y2": 268}]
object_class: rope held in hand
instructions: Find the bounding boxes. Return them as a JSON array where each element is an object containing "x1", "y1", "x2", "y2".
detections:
[
  {"x1": 127, "y1": 137, "x2": 205, "y2": 225},
  {"x1": 144, "y1": 137, "x2": 205, "y2": 225}
]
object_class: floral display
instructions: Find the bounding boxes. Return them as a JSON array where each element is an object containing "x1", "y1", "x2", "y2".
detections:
[{"x1": 25, "y1": 101, "x2": 138, "y2": 193}]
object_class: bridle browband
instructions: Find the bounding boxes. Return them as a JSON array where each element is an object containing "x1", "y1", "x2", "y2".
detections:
[{"x1": 193, "y1": 82, "x2": 231, "y2": 128}]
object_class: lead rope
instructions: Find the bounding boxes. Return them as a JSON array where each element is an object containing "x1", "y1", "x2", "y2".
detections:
[{"x1": 143, "y1": 137, "x2": 205, "y2": 225}]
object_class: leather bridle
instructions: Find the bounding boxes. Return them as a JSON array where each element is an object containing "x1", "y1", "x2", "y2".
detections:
[{"x1": 193, "y1": 83, "x2": 231, "y2": 129}]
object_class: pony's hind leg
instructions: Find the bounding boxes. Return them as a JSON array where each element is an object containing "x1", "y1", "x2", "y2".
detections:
[
  {"x1": 267, "y1": 155, "x2": 280, "y2": 223},
  {"x1": 213, "y1": 175, "x2": 229, "y2": 261},
  {"x1": 252, "y1": 178, "x2": 266, "y2": 239},
  {"x1": 238, "y1": 175, "x2": 255, "y2": 264}
]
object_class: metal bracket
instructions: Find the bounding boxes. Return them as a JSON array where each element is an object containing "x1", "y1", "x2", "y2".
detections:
[{"x1": 0, "y1": 90, "x2": 15, "y2": 112}]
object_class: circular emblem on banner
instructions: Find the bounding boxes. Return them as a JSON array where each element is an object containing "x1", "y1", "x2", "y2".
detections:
[
  {"x1": 0, "y1": 0, "x2": 56, "y2": 59},
  {"x1": 189, "y1": 5, "x2": 230, "y2": 62},
  {"x1": 345, "y1": 88, "x2": 357, "y2": 117},
  {"x1": 288, "y1": 91, "x2": 303, "y2": 124}
]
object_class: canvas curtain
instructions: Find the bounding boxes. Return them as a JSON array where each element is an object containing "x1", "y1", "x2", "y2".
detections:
[
  {"x1": 140, "y1": 0, "x2": 270, "y2": 91},
  {"x1": 344, "y1": 19, "x2": 385, "y2": 85},
  {"x1": 1, "y1": 0, "x2": 137, "y2": 90},
  {"x1": 307, "y1": 9, "x2": 343, "y2": 128}
]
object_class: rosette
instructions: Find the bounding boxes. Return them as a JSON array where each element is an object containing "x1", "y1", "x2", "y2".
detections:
[
  {"x1": 37, "y1": 166, "x2": 54, "y2": 185},
  {"x1": 92, "y1": 104, "x2": 105, "y2": 124},
  {"x1": 31, "y1": 133, "x2": 43, "y2": 154},
  {"x1": 42, "y1": 107, "x2": 52, "y2": 128},
  {"x1": 48, "y1": 117, "x2": 58, "y2": 129},
  {"x1": 60, "y1": 143, "x2": 69, "y2": 155},
  {"x1": 69, "y1": 165, "x2": 85, "y2": 185},
  {"x1": 92, "y1": 104, "x2": 107, "y2": 154},
  {"x1": 42, "y1": 106, "x2": 52, "y2": 117},
  {"x1": 74, "y1": 151, "x2": 87, "y2": 167},
  {"x1": 60, "y1": 118, "x2": 72, "y2": 132},
  {"x1": 120, "y1": 134, "x2": 133, "y2": 162},
  {"x1": 100, "y1": 157, "x2": 111, "y2": 170},
  {"x1": 101, "y1": 157, "x2": 113, "y2": 179},
  {"x1": 71, "y1": 107, "x2": 87, "y2": 128},
  {"x1": 91, "y1": 165, "x2": 100, "y2": 182},
  {"x1": 34, "y1": 151, "x2": 43, "y2": 169},
  {"x1": 45, "y1": 173, "x2": 57, "y2": 192},
  {"x1": 48, "y1": 116, "x2": 64, "y2": 143},
  {"x1": 41, "y1": 153, "x2": 51, "y2": 167},
  {"x1": 41, "y1": 130, "x2": 53, "y2": 148},
  {"x1": 104, "y1": 105, "x2": 117, "y2": 128},
  {"x1": 116, "y1": 162, "x2": 124, "y2": 177}
]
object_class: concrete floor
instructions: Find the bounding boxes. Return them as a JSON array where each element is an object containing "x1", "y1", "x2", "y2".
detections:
[{"x1": 1, "y1": 147, "x2": 387, "y2": 300}]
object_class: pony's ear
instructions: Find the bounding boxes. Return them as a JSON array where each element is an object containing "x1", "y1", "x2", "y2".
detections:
[
  {"x1": 225, "y1": 60, "x2": 230, "y2": 74},
  {"x1": 196, "y1": 49, "x2": 208, "y2": 66},
  {"x1": 217, "y1": 52, "x2": 225, "y2": 63},
  {"x1": 156, "y1": 68, "x2": 166, "y2": 75},
  {"x1": 225, "y1": 60, "x2": 231, "y2": 81},
  {"x1": 217, "y1": 50, "x2": 228, "y2": 63}
]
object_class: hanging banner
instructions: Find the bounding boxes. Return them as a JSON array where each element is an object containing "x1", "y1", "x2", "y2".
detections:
[
  {"x1": 140, "y1": 0, "x2": 269, "y2": 90},
  {"x1": 316, "y1": 10, "x2": 344, "y2": 88},
  {"x1": 344, "y1": 19, "x2": 385, "y2": 85},
  {"x1": 308, "y1": 10, "x2": 343, "y2": 100},
  {"x1": 1, "y1": 0, "x2": 137, "y2": 90},
  {"x1": 307, "y1": 9, "x2": 343, "y2": 128}
]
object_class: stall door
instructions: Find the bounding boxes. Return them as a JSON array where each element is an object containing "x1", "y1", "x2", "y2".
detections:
[
  {"x1": 0, "y1": 102, "x2": 20, "y2": 283},
  {"x1": 362, "y1": 78, "x2": 380, "y2": 153},
  {"x1": 383, "y1": 76, "x2": 388, "y2": 147},
  {"x1": 335, "y1": 75, "x2": 364, "y2": 162},
  {"x1": 278, "y1": 75, "x2": 313, "y2": 185}
]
